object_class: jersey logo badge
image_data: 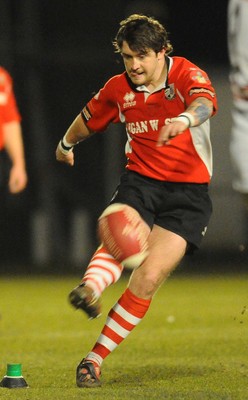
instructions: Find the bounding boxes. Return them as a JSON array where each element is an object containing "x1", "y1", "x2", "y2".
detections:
[
  {"x1": 191, "y1": 71, "x2": 209, "y2": 84},
  {"x1": 123, "y1": 92, "x2": 136, "y2": 108},
  {"x1": 164, "y1": 84, "x2": 175, "y2": 100}
]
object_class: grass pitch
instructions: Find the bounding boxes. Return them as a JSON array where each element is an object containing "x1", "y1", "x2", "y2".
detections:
[{"x1": 0, "y1": 272, "x2": 247, "y2": 399}]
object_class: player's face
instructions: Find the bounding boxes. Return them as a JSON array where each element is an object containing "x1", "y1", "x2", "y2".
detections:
[{"x1": 121, "y1": 41, "x2": 165, "y2": 87}]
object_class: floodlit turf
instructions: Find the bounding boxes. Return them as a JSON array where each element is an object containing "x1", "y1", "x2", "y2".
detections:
[{"x1": 0, "y1": 272, "x2": 247, "y2": 399}]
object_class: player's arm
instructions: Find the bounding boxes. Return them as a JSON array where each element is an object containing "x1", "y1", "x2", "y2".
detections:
[
  {"x1": 4, "y1": 121, "x2": 28, "y2": 193},
  {"x1": 157, "y1": 96, "x2": 214, "y2": 146},
  {"x1": 56, "y1": 113, "x2": 94, "y2": 166}
]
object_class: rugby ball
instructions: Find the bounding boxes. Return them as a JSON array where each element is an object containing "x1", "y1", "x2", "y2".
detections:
[{"x1": 98, "y1": 203, "x2": 148, "y2": 268}]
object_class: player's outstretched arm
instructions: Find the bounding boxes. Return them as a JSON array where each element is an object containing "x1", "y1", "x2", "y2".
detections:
[
  {"x1": 56, "y1": 114, "x2": 93, "y2": 166},
  {"x1": 157, "y1": 97, "x2": 214, "y2": 146},
  {"x1": 4, "y1": 121, "x2": 28, "y2": 193}
]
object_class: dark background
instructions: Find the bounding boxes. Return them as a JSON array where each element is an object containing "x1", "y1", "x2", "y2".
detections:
[{"x1": 1, "y1": 0, "x2": 241, "y2": 273}]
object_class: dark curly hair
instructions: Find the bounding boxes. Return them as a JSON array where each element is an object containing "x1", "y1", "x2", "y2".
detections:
[{"x1": 113, "y1": 14, "x2": 173, "y2": 55}]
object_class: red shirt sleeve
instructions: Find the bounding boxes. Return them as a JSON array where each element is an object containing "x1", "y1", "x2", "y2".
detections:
[
  {"x1": 81, "y1": 76, "x2": 121, "y2": 132},
  {"x1": 171, "y1": 58, "x2": 218, "y2": 115},
  {"x1": 0, "y1": 67, "x2": 21, "y2": 149}
]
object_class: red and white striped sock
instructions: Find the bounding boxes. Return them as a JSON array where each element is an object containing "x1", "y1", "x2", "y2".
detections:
[
  {"x1": 85, "y1": 288, "x2": 151, "y2": 366},
  {"x1": 81, "y1": 245, "x2": 124, "y2": 299}
]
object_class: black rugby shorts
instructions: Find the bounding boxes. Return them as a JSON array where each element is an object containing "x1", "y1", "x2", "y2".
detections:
[{"x1": 109, "y1": 171, "x2": 212, "y2": 253}]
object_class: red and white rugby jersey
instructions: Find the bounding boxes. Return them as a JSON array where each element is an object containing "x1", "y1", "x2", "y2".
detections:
[
  {"x1": 0, "y1": 67, "x2": 21, "y2": 150},
  {"x1": 81, "y1": 56, "x2": 218, "y2": 183}
]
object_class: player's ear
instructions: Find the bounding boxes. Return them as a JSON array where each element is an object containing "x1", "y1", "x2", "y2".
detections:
[{"x1": 157, "y1": 47, "x2": 166, "y2": 60}]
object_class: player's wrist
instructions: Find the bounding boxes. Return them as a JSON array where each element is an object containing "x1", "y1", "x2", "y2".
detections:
[
  {"x1": 178, "y1": 112, "x2": 195, "y2": 127},
  {"x1": 171, "y1": 112, "x2": 195, "y2": 128},
  {"x1": 59, "y1": 135, "x2": 78, "y2": 155},
  {"x1": 172, "y1": 115, "x2": 190, "y2": 128},
  {"x1": 58, "y1": 140, "x2": 73, "y2": 155}
]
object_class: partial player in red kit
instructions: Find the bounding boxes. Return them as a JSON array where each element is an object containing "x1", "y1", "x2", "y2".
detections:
[
  {"x1": 0, "y1": 67, "x2": 27, "y2": 194},
  {"x1": 56, "y1": 14, "x2": 217, "y2": 387}
]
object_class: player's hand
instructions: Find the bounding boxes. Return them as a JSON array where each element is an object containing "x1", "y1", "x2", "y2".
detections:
[
  {"x1": 56, "y1": 143, "x2": 74, "y2": 166},
  {"x1": 8, "y1": 165, "x2": 28, "y2": 193},
  {"x1": 157, "y1": 119, "x2": 188, "y2": 146}
]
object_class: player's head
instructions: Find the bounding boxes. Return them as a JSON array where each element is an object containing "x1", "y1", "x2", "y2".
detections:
[{"x1": 113, "y1": 14, "x2": 173, "y2": 56}]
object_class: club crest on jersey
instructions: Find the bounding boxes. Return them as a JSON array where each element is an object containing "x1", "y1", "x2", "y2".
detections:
[
  {"x1": 123, "y1": 92, "x2": 136, "y2": 108},
  {"x1": 191, "y1": 71, "x2": 209, "y2": 84},
  {"x1": 164, "y1": 84, "x2": 175, "y2": 100}
]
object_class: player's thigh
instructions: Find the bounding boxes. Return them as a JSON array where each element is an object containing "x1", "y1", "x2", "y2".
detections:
[
  {"x1": 144, "y1": 224, "x2": 187, "y2": 275},
  {"x1": 128, "y1": 225, "x2": 187, "y2": 297},
  {"x1": 148, "y1": 224, "x2": 186, "y2": 262}
]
